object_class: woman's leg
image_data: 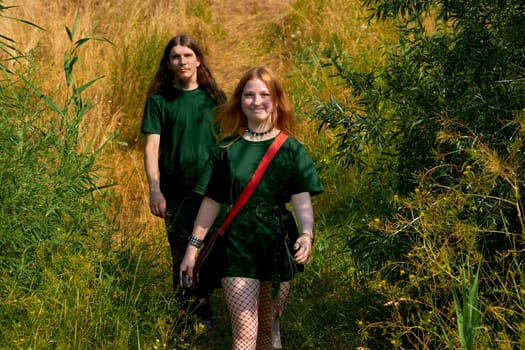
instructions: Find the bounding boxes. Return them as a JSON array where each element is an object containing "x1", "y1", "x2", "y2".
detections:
[
  {"x1": 222, "y1": 277, "x2": 261, "y2": 350},
  {"x1": 257, "y1": 281, "x2": 291, "y2": 350}
]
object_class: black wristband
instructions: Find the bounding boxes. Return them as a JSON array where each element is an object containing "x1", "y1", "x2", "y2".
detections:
[{"x1": 188, "y1": 235, "x2": 203, "y2": 248}]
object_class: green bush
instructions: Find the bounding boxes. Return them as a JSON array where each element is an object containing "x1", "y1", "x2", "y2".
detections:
[
  {"x1": 0, "y1": 10, "x2": 205, "y2": 349},
  {"x1": 312, "y1": 0, "x2": 525, "y2": 348}
]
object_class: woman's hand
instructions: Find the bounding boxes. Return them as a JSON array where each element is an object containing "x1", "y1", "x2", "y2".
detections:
[
  {"x1": 178, "y1": 196, "x2": 222, "y2": 287},
  {"x1": 291, "y1": 192, "x2": 315, "y2": 264},
  {"x1": 293, "y1": 233, "x2": 314, "y2": 264},
  {"x1": 179, "y1": 246, "x2": 198, "y2": 286}
]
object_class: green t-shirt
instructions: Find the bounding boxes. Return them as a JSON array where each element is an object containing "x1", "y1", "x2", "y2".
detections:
[
  {"x1": 142, "y1": 87, "x2": 218, "y2": 200},
  {"x1": 195, "y1": 135, "x2": 324, "y2": 281},
  {"x1": 196, "y1": 136, "x2": 323, "y2": 204}
]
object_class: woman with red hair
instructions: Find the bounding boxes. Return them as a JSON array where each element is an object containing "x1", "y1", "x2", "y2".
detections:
[{"x1": 181, "y1": 66, "x2": 323, "y2": 349}]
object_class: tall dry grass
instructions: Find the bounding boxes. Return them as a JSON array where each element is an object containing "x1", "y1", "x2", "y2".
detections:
[
  {"x1": 4, "y1": 0, "x2": 184, "y2": 240},
  {"x1": 2, "y1": 0, "x2": 300, "y2": 241},
  {"x1": 2, "y1": 0, "x2": 396, "y2": 245}
]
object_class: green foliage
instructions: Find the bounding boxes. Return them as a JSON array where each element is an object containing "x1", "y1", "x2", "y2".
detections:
[
  {"x1": 280, "y1": 233, "x2": 367, "y2": 349},
  {"x1": 4, "y1": 0, "x2": 524, "y2": 348},
  {"x1": 186, "y1": 0, "x2": 213, "y2": 23},
  {"x1": 0, "y1": 10, "x2": 112, "y2": 273},
  {"x1": 318, "y1": 0, "x2": 525, "y2": 193},
  {"x1": 0, "y1": 9, "x2": 204, "y2": 349},
  {"x1": 452, "y1": 261, "x2": 482, "y2": 350},
  {"x1": 109, "y1": 29, "x2": 167, "y2": 147},
  {"x1": 0, "y1": 2, "x2": 44, "y2": 75},
  {"x1": 311, "y1": 0, "x2": 525, "y2": 348},
  {"x1": 364, "y1": 0, "x2": 435, "y2": 20}
]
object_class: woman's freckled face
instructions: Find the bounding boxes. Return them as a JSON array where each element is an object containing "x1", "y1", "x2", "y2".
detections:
[{"x1": 241, "y1": 78, "x2": 274, "y2": 128}]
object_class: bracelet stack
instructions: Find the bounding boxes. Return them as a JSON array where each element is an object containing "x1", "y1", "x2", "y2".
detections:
[{"x1": 188, "y1": 235, "x2": 203, "y2": 248}]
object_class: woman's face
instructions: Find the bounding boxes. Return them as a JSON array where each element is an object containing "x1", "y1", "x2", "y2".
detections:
[
  {"x1": 167, "y1": 45, "x2": 200, "y2": 86},
  {"x1": 241, "y1": 78, "x2": 274, "y2": 127}
]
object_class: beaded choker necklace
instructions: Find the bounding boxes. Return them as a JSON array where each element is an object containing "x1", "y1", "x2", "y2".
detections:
[{"x1": 246, "y1": 126, "x2": 274, "y2": 137}]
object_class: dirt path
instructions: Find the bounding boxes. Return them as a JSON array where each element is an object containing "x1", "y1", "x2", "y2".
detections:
[
  {"x1": 207, "y1": 0, "x2": 294, "y2": 93},
  {"x1": 108, "y1": 0, "x2": 296, "y2": 237}
]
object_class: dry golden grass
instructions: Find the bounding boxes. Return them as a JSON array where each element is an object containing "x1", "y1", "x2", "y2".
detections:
[
  {"x1": 2, "y1": 0, "x2": 301, "y2": 240},
  {"x1": 2, "y1": 0, "x2": 395, "y2": 242}
]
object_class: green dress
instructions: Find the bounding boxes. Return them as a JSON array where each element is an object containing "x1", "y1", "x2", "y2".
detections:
[
  {"x1": 195, "y1": 134, "x2": 324, "y2": 283},
  {"x1": 141, "y1": 87, "x2": 218, "y2": 200}
]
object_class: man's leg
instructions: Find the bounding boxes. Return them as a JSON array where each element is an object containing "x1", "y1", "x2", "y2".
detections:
[{"x1": 166, "y1": 195, "x2": 214, "y2": 323}]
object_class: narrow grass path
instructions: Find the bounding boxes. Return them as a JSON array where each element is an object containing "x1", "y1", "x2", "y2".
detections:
[
  {"x1": 108, "y1": 0, "x2": 297, "y2": 240},
  {"x1": 192, "y1": 2, "x2": 295, "y2": 348},
  {"x1": 207, "y1": 0, "x2": 293, "y2": 93}
]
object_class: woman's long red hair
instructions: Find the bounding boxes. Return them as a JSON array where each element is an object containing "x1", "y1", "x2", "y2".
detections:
[{"x1": 215, "y1": 66, "x2": 295, "y2": 142}]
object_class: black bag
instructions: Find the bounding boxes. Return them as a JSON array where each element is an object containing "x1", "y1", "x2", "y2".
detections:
[
  {"x1": 282, "y1": 210, "x2": 304, "y2": 274},
  {"x1": 193, "y1": 228, "x2": 225, "y2": 292}
]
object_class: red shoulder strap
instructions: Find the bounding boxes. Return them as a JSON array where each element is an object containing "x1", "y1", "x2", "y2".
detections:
[{"x1": 217, "y1": 132, "x2": 288, "y2": 235}]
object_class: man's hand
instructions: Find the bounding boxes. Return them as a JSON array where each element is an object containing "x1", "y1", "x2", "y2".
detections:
[{"x1": 149, "y1": 190, "x2": 166, "y2": 218}]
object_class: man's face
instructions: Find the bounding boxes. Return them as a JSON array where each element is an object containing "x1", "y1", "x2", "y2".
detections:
[{"x1": 167, "y1": 45, "x2": 201, "y2": 84}]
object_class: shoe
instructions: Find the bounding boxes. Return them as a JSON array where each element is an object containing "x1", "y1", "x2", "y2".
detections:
[{"x1": 201, "y1": 317, "x2": 215, "y2": 332}]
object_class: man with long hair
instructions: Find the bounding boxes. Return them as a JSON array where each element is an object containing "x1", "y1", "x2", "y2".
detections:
[{"x1": 142, "y1": 34, "x2": 226, "y2": 327}]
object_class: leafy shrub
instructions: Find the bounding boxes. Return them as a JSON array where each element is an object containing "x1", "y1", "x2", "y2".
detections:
[
  {"x1": 313, "y1": 0, "x2": 525, "y2": 348},
  {"x1": 0, "y1": 9, "x2": 203, "y2": 349}
]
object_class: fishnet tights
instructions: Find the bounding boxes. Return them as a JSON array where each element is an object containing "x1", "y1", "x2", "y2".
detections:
[{"x1": 222, "y1": 277, "x2": 290, "y2": 350}]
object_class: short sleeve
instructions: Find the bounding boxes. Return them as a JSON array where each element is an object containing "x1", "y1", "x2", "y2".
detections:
[
  {"x1": 286, "y1": 139, "x2": 324, "y2": 197},
  {"x1": 141, "y1": 95, "x2": 162, "y2": 135},
  {"x1": 193, "y1": 147, "x2": 231, "y2": 204}
]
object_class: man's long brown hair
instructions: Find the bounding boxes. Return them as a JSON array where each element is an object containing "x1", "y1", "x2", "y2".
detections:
[{"x1": 146, "y1": 34, "x2": 226, "y2": 105}]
